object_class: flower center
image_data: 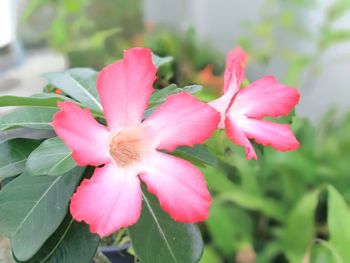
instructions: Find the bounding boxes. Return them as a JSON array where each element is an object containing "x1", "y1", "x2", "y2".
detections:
[{"x1": 109, "y1": 126, "x2": 151, "y2": 168}]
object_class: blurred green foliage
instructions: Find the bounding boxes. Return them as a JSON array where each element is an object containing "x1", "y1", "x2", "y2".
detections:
[
  {"x1": 22, "y1": 0, "x2": 350, "y2": 262},
  {"x1": 239, "y1": 0, "x2": 350, "y2": 87},
  {"x1": 199, "y1": 110, "x2": 350, "y2": 263},
  {"x1": 23, "y1": 0, "x2": 142, "y2": 68}
]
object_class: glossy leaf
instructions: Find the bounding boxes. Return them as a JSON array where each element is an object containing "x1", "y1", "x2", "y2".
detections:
[
  {"x1": 172, "y1": 145, "x2": 217, "y2": 167},
  {"x1": 148, "y1": 84, "x2": 203, "y2": 108},
  {"x1": 14, "y1": 215, "x2": 99, "y2": 263},
  {"x1": 128, "y1": 190, "x2": 203, "y2": 263},
  {"x1": 43, "y1": 68, "x2": 102, "y2": 111},
  {"x1": 0, "y1": 167, "x2": 85, "y2": 261},
  {"x1": 0, "y1": 139, "x2": 41, "y2": 179},
  {"x1": 327, "y1": 185, "x2": 350, "y2": 261},
  {"x1": 0, "y1": 107, "x2": 58, "y2": 131},
  {"x1": 27, "y1": 137, "x2": 76, "y2": 176}
]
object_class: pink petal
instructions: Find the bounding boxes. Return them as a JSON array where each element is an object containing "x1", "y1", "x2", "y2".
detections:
[
  {"x1": 70, "y1": 163, "x2": 142, "y2": 237},
  {"x1": 230, "y1": 75, "x2": 300, "y2": 119},
  {"x1": 51, "y1": 101, "x2": 111, "y2": 166},
  {"x1": 236, "y1": 117, "x2": 300, "y2": 152},
  {"x1": 209, "y1": 82, "x2": 238, "y2": 128},
  {"x1": 143, "y1": 92, "x2": 220, "y2": 151},
  {"x1": 97, "y1": 48, "x2": 157, "y2": 131},
  {"x1": 140, "y1": 152, "x2": 211, "y2": 222},
  {"x1": 225, "y1": 116, "x2": 257, "y2": 160},
  {"x1": 224, "y1": 46, "x2": 247, "y2": 92}
]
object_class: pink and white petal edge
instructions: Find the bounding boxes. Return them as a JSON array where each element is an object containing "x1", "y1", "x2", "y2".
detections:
[
  {"x1": 225, "y1": 116, "x2": 258, "y2": 160},
  {"x1": 70, "y1": 163, "x2": 142, "y2": 237},
  {"x1": 97, "y1": 48, "x2": 157, "y2": 131},
  {"x1": 51, "y1": 101, "x2": 111, "y2": 166},
  {"x1": 209, "y1": 80, "x2": 239, "y2": 128},
  {"x1": 236, "y1": 118, "x2": 300, "y2": 152},
  {"x1": 143, "y1": 92, "x2": 220, "y2": 151},
  {"x1": 140, "y1": 151, "x2": 211, "y2": 223},
  {"x1": 223, "y1": 47, "x2": 247, "y2": 92},
  {"x1": 230, "y1": 75, "x2": 300, "y2": 119}
]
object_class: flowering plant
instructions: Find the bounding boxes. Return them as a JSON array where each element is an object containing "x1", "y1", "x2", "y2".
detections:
[{"x1": 0, "y1": 46, "x2": 299, "y2": 263}]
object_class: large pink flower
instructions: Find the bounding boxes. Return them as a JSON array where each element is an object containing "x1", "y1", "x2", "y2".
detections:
[
  {"x1": 52, "y1": 48, "x2": 220, "y2": 237},
  {"x1": 210, "y1": 47, "x2": 300, "y2": 160}
]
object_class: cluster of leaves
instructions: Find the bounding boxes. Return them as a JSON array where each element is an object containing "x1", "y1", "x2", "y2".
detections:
[
  {"x1": 10, "y1": 1, "x2": 350, "y2": 262},
  {"x1": 2, "y1": 51, "x2": 350, "y2": 263},
  {"x1": 22, "y1": 0, "x2": 224, "y2": 88},
  {"x1": 23, "y1": 0, "x2": 143, "y2": 68},
  {"x1": 197, "y1": 109, "x2": 350, "y2": 263},
  {"x1": 0, "y1": 58, "x2": 215, "y2": 263}
]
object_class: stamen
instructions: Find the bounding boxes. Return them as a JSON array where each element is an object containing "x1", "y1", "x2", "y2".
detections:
[{"x1": 109, "y1": 129, "x2": 147, "y2": 168}]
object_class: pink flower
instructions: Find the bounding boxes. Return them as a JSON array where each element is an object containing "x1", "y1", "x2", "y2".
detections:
[
  {"x1": 52, "y1": 48, "x2": 220, "y2": 237},
  {"x1": 210, "y1": 47, "x2": 300, "y2": 160}
]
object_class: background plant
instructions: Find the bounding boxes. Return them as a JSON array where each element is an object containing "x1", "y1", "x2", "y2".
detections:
[{"x1": 1, "y1": 0, "x2": 350, "y2": 262}]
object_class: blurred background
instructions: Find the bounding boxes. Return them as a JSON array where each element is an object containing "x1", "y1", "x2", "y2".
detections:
[{"x1": 1, "y1": 0, "x2": 350, "y2": 262}]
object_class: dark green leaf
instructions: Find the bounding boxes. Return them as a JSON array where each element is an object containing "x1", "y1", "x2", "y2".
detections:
[
  {"x1": 327, "y1": 185, "x2": 350, "y2": 261},
  {"x1": 172, "y1": 145, "x2": 217, "y2": 167},
  {"x1": 128, "y1": 190, "x2": 203, "y2": 263},
  {"x1": 0, "y1": 107, "x2": 58, "y2": 131},
  {"x1": 148, "y1": 84, "x2": 203, "y2": 108},
  {"x1": 27, "y1": 137, "x2": 76, "y2": 176},
  {"x1": 43, "y1": 68, "x2": 102, "y2": 111},
  {"x1": 14, "y1": 215, "x2": 99, "y2": 263},
  {"x1": 0, "y1": 139, "x2": 41, "y2": 179},
  {"x1": 0, "y1": 167, "x2": 85, "y2": 261}
]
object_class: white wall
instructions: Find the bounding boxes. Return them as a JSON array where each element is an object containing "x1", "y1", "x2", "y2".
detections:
[{"x1": 0, "y1": 0, "x2": 17, "y2": 47}]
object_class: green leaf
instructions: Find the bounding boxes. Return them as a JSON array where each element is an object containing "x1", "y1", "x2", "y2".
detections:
[
  {"x1": 152, "y1": 53, "x2": 173, "y2": 68},
  {"x1": 148, "y1": 84, "x2": 203, "y2": 108},
  {"x1": 283, "y1": 189, "x2": 320, "y2": 263},
  {"x1": 206, "y1": 201, "x2": 252, "y2": 256},
  {"x1": 199, "y1": 246, "x2": 221, "y2": 263},
  {"x1": 0, "y1": 139, "x2": 41, "y2": 179},
  {"x1": 203, "y1": 163, "x2": 276, "y2": 220},
  {"x1": 309, "y1": 240, "x2": 342, "y2": 263},
  {"x1": 43, "y1": 68, "x2": 102, "y2": 111},
  {"x1": 75, "y1": 28, "x2": 120, "y2": 51},
  {"x1": 172, "y1": 145, "x2": 217, "y2": 167},
  {"x1": 0, "y1": 128, "x2": 55, "y2": 144},
  {"x1": 27, "y1": 137, "x2": 76, "y2": 176},
  {"x1": 327, "y1": 185, "x2": 350, "y2": 261},
  {"x1": 14, "y1": 215, "x2": 99, "y2": 263},
  {"x1": 0, "y1": 107, "x2": 58, "y2": 131},
  {"x1": 128, "y1": 190, "x2": 203, "y2": 263},
  {"x1": 218, "y1": 190, "x2": 285, "y2": 222},
  {"x1": 0, "y1": 167, "x2": 85, "y2": 261},
  {"x1": 0, "y1": 93, "x2": 69, "y2": 108}
]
